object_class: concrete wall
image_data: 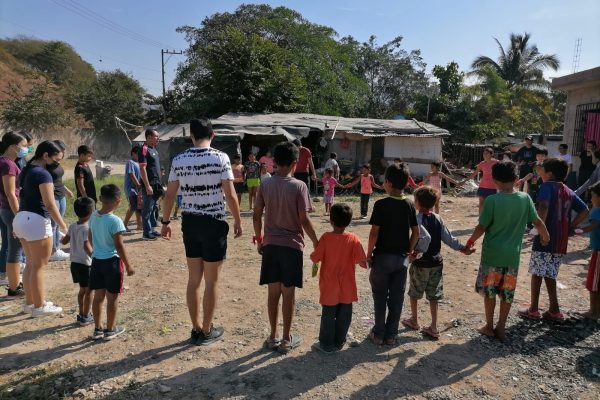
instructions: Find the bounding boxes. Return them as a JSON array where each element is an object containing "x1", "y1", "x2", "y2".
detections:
[
  {"x1": 563, "y1": 84, "x2": 600, "y2": 153},
  {"x1": 383, "y1": 136, "x2": 443, "y2": 177}
]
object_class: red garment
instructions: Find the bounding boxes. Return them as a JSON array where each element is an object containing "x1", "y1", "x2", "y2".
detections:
[
  {"x1": 407, "y1": 175, "x2": 418, "y2": 189},
  {"x1": 296, "y1": 147, "x2": 312, "y2": 173},
  {"x1": 310, "y1": 232, "x2": 367, "y2": 306}
]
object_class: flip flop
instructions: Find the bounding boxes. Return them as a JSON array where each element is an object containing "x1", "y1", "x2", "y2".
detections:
[
  {"x1": 278, "y1": 334, "x2": 301, "y2": 354},
  {"x1": 542, "y1": 311, "x2": 566, "y2": 322},
  {"x1": 518, "y1": 307, "x2": 542, "y2": 320},
  {"x1": 368, "y1": 332, "x2": 383, "y2": 345},
  {"x1": 384, "y1": 337, "x2": 398, "y2": 346},
  {"x1": 421, "y1": 326, "x2": 440, "y2": 340},
  {"x1": 401, "y1": 318, "x2": 420, "y2": 331}
]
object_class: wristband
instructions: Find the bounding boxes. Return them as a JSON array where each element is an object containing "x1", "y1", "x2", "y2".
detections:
[
  {"x1": 161, "y1": 220, "x2": 171, "y2": 225},
  {"x1": 253, "y1": 236, "x2": 263, "y2": 244},
  {"x1": 466, "y1": 239, "x2": 475, "y2": 248}
]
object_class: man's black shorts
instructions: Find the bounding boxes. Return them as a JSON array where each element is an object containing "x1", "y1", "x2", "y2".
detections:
[
  {"x1": 70, "y1": 262, "x2": 91, "y2": 288},
  {"x1": 128, "y1": 195, "x2": 140, "y2": 212},
  {"x1": 260, "y1": 244, "x2": 303, "y2": 288},
  {"x1": 181, "y1": 213, "x2": 229, "y2": 262},
  {"x1": 89, "y1": 257, "x2": 123, "y2": 294}
]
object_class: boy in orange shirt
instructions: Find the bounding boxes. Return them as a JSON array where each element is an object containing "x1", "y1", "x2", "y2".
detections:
[{"x1": 310, "y1": 203, "x2": 367, "y2": 353}]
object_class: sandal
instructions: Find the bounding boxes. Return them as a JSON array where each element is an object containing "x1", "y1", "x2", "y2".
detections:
[
  {"x1": 421, "y1": 326, "x2": 440, "y2": 340},
  {"x1": 278, "y1": 334, "x2": 301, "y2": 354},
  {"x1": 368, "y1": 332, "x2": 383, "y2": 345},
  {"x1": 401, "y1": 318, "x2": 420, "y2": 331},
  {"x1": 384, "y1": 337, "x2": 398, "y2": 346},
  {"x1": 263, "y1": 337, "x2": 281, "y2": 350},
  {"x1": 542, "y1": 311, "x2": 566, "y2": 322},
  {"x1": 518, "y1": 307, "x2": 542, "y2": 320}
]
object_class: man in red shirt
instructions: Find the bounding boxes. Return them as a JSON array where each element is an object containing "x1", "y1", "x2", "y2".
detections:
[{"x1": 292, "y1": 139, "x2": 316, "y2": 187}]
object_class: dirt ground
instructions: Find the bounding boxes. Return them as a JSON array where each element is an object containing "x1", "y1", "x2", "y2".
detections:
[{"x1": 1, "y1": 195, "x2": 599, "y2": 400}]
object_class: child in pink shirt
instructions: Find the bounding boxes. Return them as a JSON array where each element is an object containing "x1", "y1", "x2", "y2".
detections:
[
  {"x1": 345, "y1": 164, "x2": 382, "y2": 218},
  {"x1": 322, "y1": 168, "x2": 343, "y2": 215}
]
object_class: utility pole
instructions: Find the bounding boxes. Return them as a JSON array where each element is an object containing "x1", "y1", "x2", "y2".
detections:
[{"x1": 161, "y1": 49, "x2": 183, "y2": 123}]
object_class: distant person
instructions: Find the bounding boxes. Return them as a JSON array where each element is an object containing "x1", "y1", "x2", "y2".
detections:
[
  {"x1": 502, "y1": 151, "x2": 512, "y2": 162},
  {"x1": 0, "y1": 131, "x2": 27, "y2": 297},
  {"x1": 244, "y1": 153, "x2": 261, "y2": 211},
  {"x1": 14, "y1": 140, "x2": 68, "y2": 317},
  {"x1": 421, "y1": 162, "x2": 461, "y2": 214},
  {"x1": 61, "y1": 197, "x2": 95, "y2": 326},
  {"x1": 231, "y1": 155, "x2": 245, "y2": 206},
  {"x1": 292, "y1": 139, "x2": 317, "y2": 188},
  {"x1": 253, "y1": 141, "x2": 318, "y2": 354},
  {"x1": 465, "y1": 161, "x2": 549, "y2": 341},
  {"x1": 89, "y1": 184, "x2": 134, "y2": 340},
  {"x1": 123, "y1": 146, "x2": 142, "y2": 231},
  {"x1": 161, "y1": 118, "x2": 242, "y2": 346},
  {"x1": 74, "y1": 145, "x2": 96, "y2": 202},
  {"x1": 520, "y1": 159, "x2": 588, "y2": 322},
  {"x1": 324, "y1": 153, "x2": 340, "y2": 180},
  {"x1": 517, "y1": 149, "x2": 548, "y2": 205},
  {"x1": 578, "y1": 140, "x2": 597, "y2": 188},
  {"x1": 259, "y1": 163, "x2": 271, "y2": 181},
  {"x1": 576, "y1": 150, "x2": 600, "y2": 197},
  {"x1": 138, "y1": 129, "x2": 162, "y2": 240},
  {"x1": 259, "y1": 150, "x2": 274, "y2": 174},
  {"x1": 310, "y1": 203, "x2": 367, "y2": 353},
  {"x1": 48, "y1": 140, "x2": 74, "y2": 262},
  {"x1": 515, "y1": 135, "x2": 539, "y2": 181},
  {"x1": 344, "y1": 164, "x2": 383, "y2": 218},
  {"x1": 321, "y1": 168, "x2": 343, "y2": 216},
  {"x1": 367, "y1": 164, "x2": 419, "y2": 345},
  {"x1": 464, "y1": 148, "x2": 499, "y2": 215},
  {"x1": 555, "y1": 143, "x2": 575, "y2": 188}
]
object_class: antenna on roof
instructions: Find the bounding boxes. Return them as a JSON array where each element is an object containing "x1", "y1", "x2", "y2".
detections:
[{"x1": 572, "y1": 38, "x2": 582, "y2": 74}]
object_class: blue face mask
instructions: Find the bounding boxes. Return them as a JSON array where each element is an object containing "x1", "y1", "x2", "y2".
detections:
[
  {"x1": 17, "y1": 146, "x2": 29, "y2": 159},
  {"x1": 28, "y1": 146, "x2": 34, "y2": 154}
]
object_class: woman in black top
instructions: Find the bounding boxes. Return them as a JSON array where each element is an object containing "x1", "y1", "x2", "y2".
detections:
[
  {"x1": 48, "y1": 140, "x2": 74, "y2": 261},
  {"x1": 579, "y1": 140, "x2": 597, "y2": 187}
]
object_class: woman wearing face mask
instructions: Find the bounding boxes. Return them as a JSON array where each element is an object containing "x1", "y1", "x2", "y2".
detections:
[
  {"x1": 13, "y1": 141, "x2": 68, "y2": 317},
  {"x1": 47, "y1": 140, "x2": 74, "y2": 262},
  {"x1": 16, "y1": 131, "x2": 34, "y2": 170},
  {"x1": 0, "y1": 132, "x2": 28, "y2": 297}
]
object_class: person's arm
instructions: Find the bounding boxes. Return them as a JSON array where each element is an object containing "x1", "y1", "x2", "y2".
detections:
[
  {"x1": 421, "y1": 174, "x2": 431, "y2": 185},
  {"x1": 440, "y1": 218, "x2": 465, "y2": 251},
  {"x1": 308, "y1": 157, "x2": 317, "y2": 181},
  {"x1": 575, "y1": 164, "x2": 600, "y2": 195},
  {"x1": 160, "y1": 180, "x2": 179, "y2": 240},
  {"x1": 466, "y1": 165, "x2": 481, "y2": 181},
  {"x1": 2, "y1": 175, "x2": 19, "y2": 215},
  {"x1": 531, "y1": 217, "x2": 550, "y2": 245},
  {"x1": 572, "y1": 209, "x2": 590, "y2": 230},
  {"x1": 408, "y1": 225, "x2": 420, "y2": 254},
  {"x1": 139, "y1": 164, "x2": 152, "y2": 195},
  {"x1": 407, "y1": 175, "x2": 419, "y2": 189},
  {"x1": 113, "y1": 233, "x2": 134, "y2": 276},
  {"x1": 75, "y1": 173, "x2": 87, "y2": 198},
  {"x1": 252, "y1": 202, "x2": 265, "y2": 254},
  {"x1": 84, "y1": 235, "x2": 93, "y2": 257},
  {"x1": 222, "y1": 179, "x2": 242, "y2": 238},
  {"x1": 367, "y1": 225, "x2": 379, "y2": 260},
  {"x1": 40, "y1": 182, "x2": 67, "y2": 232},
  {"x1": 580, "y1": 220, "x2": 600, "y2": 234},
  {"x1": 64, "y1": 186, "x2": 74, "y2": 198},
  {"x1": 344, "y1": 177, "x2": 360, "y2": 188},
  {"x1": 440, "y1": 172, "x2": 460, "y2": 186},
  {"x1": 129, "y1": 172, "x2": 141, "y2": 189},
  {"x1": 536, "y1": 200, "x2": 549, "y2": 223},
  {"x1": 310, "y1": 235, "x2": 325, "y2": 263},
  {"x1": 466, "y1": 224, "x2": 487, "y2": 247},
  {"x1": 370, "y1": 175, "x2": 383, "y2": 190},
  {"x1": 299, "y1": 210, "x2": 318, "y2": 248},
  {"x1": 61, "y1": 232, "x2": 70, "y2": 246}
]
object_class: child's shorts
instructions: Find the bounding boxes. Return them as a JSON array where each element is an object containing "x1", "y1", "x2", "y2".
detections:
[
  {"x1": 234, "y1": 182, "x2": 246, "y2": 194},
  {"x1": 89, "y1": 257, "x2": 123, "y2": 294},
  {"x1": 323, "y1": 194, "x2": 334, "y2": 204},
  {"x1": 71, "y1": 262, "x2": 91, "y2": 288},
  {"x1": 587, "y1": 250, "x2": 600, "y2": 292},
  {"x1": 246, "y1": 178, "x2": 260, "y2": 188},
  {"x1": 528, "y1": 251, "x2": 562, "y2": 280},
  {"x1": 128, "y1": 195, "x2": 140, "y2": 212},
  {"x1": 408, "y1": 264, "x2": 443, "y2": 301},
  {"x1": 475, "y1": 265, "x2": 518, "y2": 303},
  {"x1": 260, "y1": 244, "x2": 303, "y2": 288}
]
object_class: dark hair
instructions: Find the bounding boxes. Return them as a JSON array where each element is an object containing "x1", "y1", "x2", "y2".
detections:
[
  {"x1": 19, "y1": 131, "x2": 33, "y2": 143},
  {"x1": 413, "y1": 186, "x2": 439, "y2": 209},
  {"x1": 32, "y1": 140, "x2": 62, "y2": 162},
  {"x1": 588, "y1": 140, "x2": 597, "y2": 148},
  {"x1": 248, "y1": 152, "x2": 256, "y2": 158},
  {"x1": 73, "y1": 197, "x2": 95, "y2": 218},
  {"x1": 330, "y1": 203, "x2": 352, "y2": 228},
  {"x1": 542, "y1": 158, "x2": 568, "y2": 182},
  {"x1": 361, "y1": 164, "x2": 371, "y2": 171},
  {"x1": 431, "y1": 162, "x2": 442, "y2": 170},
  {"x1": 0, "y1": 131, "x2": 26, "y2": 154},
  {"x1": 100, "y1": 184, "x2": 121, "y2": 202},
  {"x1": 292, "y1": 139, "x2": 302, "y2": 147},
  {"x1": 273, "y1": 141, "x2": 299, "y2": 167},
  {"x1": 491, "y1": 161, "x2": 517, "y2": 183},
  {"x1": 190, "y1": 118, "x2": 213, "y2": 140},
  {"x1": 394, "y1": 158, "x2": 402, "y2": 163},
  {"x1": 325, "y1": 168, "x2": 333, "y2": 175},
  {"x1": 131, "y1": 145, "x2": 140, "y2": 156},
  {"x1": 234, "y1": 154, "x2": 241, "y2": 160},
  {"x1": 52, "y1": 140, "x2": 66, "y2": 152},
  {"x1": 77, "y1": 145, "x2": 93, "y2": 156},
  {"x1": 559, "y1": 143, "x2": 568, "y2": 149},
  {"x1": 384, "y1": 164, "x2": 409, "y2": 189},
  {"x1": 590, "y1": 181, "x2": 600, "y2": 197},
  {"x1": 483, "y1": 147, "x2": 494, "y2": 155},
  {"x1": 330, "y1": 152, "x2": 337, "y2": 159},
  {"x1": 537, "y1": 148, "x2": 548, "y2": 156},
  {"x1": 145, "y1": 129, "x2": 158, "y2": 139}
]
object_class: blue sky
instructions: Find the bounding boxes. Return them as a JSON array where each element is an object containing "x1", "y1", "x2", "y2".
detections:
[{"x1": 1, "y1": 0, "x2": 599, "y2": 96}]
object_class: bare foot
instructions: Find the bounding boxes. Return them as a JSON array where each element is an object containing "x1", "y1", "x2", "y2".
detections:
[
  {"x1": 581, "y1": 311, "x2": 600, "y2": 321},
  {"x1": 477, "y1": 325, "x2": 495, "y2": 338},
  {"x1": 494, "y1": 327, "x2": 506, "y2": 342}
]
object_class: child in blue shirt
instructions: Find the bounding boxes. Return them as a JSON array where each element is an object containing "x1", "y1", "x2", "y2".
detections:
[{"x1": 89, "y1": 184, "x2": 134, "y2": 341}]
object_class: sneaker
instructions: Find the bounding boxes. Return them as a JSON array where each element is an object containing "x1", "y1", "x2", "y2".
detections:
[
  {"x1": 190, "y1": 329, "x2": 201, "y2": 345},
  {"x1": 6, "y1": 286, "x2": 25, "y2": 299},
  {"x1": 142, "y1": 234, "x2": 157, "y2": 241},
  {"x1": 78, "y1": 314, "x2": 94, "y2": 326},
  {"x1": 91, "y1": 328, "x2": 105, "y2": 340},
  {"x1": 104, "y1": 326, "x2": 126, "y2": 340},
  {"x1": 196, "y1": 325, "x2": 224, "y2": 346},
  {"x1": 49, "y1": 250, "x2": 69, "y2": 262},
  {"x1": 31, "y1": 304, "x2": 63, "y2": 318},
  {"x1": 151, "y1": 231, "x2": 161, "y2": 237},
  {"x1": 22, "y1": 301, "x2": 53, "y2": 314}
]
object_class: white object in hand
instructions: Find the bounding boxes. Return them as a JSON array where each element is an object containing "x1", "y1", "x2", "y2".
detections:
[
  {"x1": 529, "y1": 228, "x2": 538, "y2": 236},
  {"x1": 574, "y1": 228, "x2": 584, "y2": 235}
]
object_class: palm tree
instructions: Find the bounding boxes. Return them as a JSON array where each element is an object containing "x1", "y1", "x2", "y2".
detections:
[{"x1": 471, "y1": 33, "x2": 560, "y2": 89}]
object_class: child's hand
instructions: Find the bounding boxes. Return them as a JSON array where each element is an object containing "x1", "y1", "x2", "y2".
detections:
[
  {"x1": 161, "y1": 224, "x2": 172, "y2": 240},
  {"x1": 256, "y1": 242, "x2": 264, "y2": 255},
  {"x1": 540, "y1": 232, "x2": 550, "y2": 246},
  {"x1": 460, "y1": 247, "x2": 476, "y2": 255},
  {"x1": 126, "y1": 266, "x2": 135, "y2": 276}
]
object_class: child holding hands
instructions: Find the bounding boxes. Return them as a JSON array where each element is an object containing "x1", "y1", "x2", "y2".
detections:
[
  {"x1": 345, "y1": 164, "x2": 382, "y2": 218},
  {"x1": 310, "y1": 203, "x2": 367, "y2": 353}
]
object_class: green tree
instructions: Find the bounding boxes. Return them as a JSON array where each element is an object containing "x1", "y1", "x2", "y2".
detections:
[
  {"x1": 470, "y1": 33, "x2": 559, "y2": 89},
  {"x1": 1, "y1": 82, "x2": 71, "y2": 132},
  {"x1": 432, "y1": 62, "x2": 463, "y2": 100},
  {"x1": 71, "y1": 70, "x2": 145, "y2": 132}
]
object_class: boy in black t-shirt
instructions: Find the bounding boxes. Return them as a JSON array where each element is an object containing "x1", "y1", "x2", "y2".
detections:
[
  {"x1": 367, "y1": 164, "x2": 419, "y2": 345},
  {"x1": 75, "y1": 145, "x2": 96, "y2": 202}
]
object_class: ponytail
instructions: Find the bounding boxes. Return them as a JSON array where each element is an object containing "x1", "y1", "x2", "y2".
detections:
[{"x1": 0, "y1": 131, "x2": 26, "y2": 155}]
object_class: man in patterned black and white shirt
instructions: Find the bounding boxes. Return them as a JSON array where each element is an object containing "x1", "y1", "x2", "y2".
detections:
[{"x1": 161, "y1": 118, "x2": 242, "y2": 346}]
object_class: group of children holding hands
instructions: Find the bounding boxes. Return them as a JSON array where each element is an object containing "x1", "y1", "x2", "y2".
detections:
[{"x1": 58, "y1": 140, "x2": 599, "y2": 350}]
